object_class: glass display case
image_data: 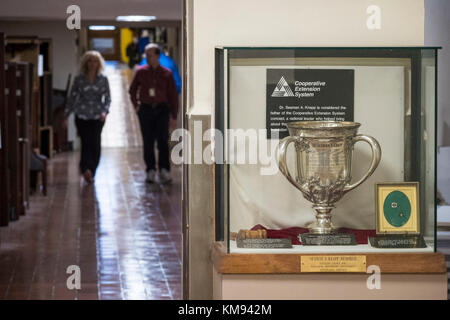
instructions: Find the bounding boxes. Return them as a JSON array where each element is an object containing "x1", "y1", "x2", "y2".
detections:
[{"x1": 214, "y1": 47, "x2": 439, "y2": 254}]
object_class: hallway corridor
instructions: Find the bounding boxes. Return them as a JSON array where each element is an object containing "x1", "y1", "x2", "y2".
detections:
[
  {"x1": 0, "y1": 149, "x2": 182, "y2": 300},
  {"x1": 101, "y1": 62, "x2": 143, "y2": 148},
  {"x1": 0, "y1": 61, "x2": 182, "y2": 300}
]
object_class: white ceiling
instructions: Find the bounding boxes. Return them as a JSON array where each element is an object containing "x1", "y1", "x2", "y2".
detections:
[{"x1": 0, "y1": 0, "x2": 182, "y2": 21}]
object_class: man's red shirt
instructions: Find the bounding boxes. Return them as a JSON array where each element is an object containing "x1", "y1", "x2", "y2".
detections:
[{"x1": 129, "y1": 64, "x2": 179, "y2": 119}]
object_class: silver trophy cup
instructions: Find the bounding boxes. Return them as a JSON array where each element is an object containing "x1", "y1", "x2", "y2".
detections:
[{"x1": 277, "y1": 121, "x2": 381, "y2": 234}]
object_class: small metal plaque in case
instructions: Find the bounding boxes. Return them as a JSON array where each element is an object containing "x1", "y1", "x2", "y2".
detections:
[
  {"x1": 369, "y1": 235, "x2": 427, "y2": 248},
  {"x1": 236, "y1": 238, "x2": 292, "y2": 248},
  {"x1": 300, "y1": 233, "x2": 357, "y2": 246}
]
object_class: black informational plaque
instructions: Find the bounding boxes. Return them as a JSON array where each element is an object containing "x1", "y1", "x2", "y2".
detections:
[{"x1": 266, "y1": 69, "x2": 354, "y2": 139}]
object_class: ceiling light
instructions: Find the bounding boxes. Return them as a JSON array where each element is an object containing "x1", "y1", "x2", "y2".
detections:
[
  {"x1": 89, "y1": 26, "x2": 116, "y2": 31},
  {"x1": 116, "y1": 15, "x2": 156, "y2": 22}
]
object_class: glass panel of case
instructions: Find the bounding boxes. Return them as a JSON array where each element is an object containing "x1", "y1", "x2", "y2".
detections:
[{"x1": 214, "y1": 47, "x2": 438, "y2": 253}]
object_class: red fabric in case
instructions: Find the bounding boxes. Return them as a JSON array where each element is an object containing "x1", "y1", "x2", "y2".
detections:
[{"x1": 251, "y1": 224, "x2": 376, "y2": 245}]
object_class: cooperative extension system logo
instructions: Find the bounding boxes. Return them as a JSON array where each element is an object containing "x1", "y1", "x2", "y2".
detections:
[{"x1": 271, "y1": 76, "x2": 294, "y2": 97}]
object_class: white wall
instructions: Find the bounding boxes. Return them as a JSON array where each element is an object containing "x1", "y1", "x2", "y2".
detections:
[
  {"x1": 425, "y1": 0, "x2": 450, "y2": 147},
  {"x1": 0, "y1": 0, "x2": 181, "y2": 21},
  {"x1": 188, "y1": 0, "x2": 425, "y2": 116},
  {"x1": 186, "y1": 0, "x2": 426, "y2": 299},
  {"x1": 426, "y1": 0, "x2": 450, "y2": 202}
]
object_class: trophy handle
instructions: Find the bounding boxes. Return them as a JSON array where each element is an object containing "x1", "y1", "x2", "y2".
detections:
[
  {"x1": 344, "y1": 134, "x2": 381, "y2": 193},
  {"x1": 277, "y1": 136, "x2": 309, "y2": 194}
]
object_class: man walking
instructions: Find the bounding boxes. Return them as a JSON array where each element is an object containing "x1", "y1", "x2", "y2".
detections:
[
  {"x1": 125, "y1": 37, "x2": 140, "y2": 69},
  {"x1": 129, "y1": 43, "x2": 178, "y2": 183}
]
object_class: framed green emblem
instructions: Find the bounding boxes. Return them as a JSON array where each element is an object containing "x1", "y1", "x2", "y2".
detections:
[{"x1": 375, "y1": 182, "x2": 420, "y2": 234}]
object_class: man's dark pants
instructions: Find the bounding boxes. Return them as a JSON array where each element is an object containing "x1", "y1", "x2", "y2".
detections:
[
  {"x1": 138, "y1": 103, "x2": 170, "y2": 172},
  {"x1": 75, "y1": 117, "x2": 104, "y2": 176}
]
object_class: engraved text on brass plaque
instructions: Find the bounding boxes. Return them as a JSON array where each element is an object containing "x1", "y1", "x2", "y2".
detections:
[{"x1": 301, "y1": 255, "x2": 367, "y2": 272}]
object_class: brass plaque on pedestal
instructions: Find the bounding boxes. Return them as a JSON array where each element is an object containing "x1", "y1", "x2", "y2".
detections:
[{"x1": 301, "y1": 255, "x2": 366, "y2": 272}]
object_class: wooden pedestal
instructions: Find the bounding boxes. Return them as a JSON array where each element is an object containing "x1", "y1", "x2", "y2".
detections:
[{"x1": 212, "y1": 242, "x2": 448, "y2": 300}]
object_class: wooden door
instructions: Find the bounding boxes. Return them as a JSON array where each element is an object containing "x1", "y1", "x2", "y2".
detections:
[
  {"x1": 5, "y1": 62, "x2": 20, "y2": 221},
  {"x1": 16, "y1": 62, "x2": 32, "y2": 215},
  {"x1": 40, "y1": 73, "x2": 52, "y2": 127},
  {"x1": 87, "y1": 29, "x2": 121, "y2": 61},
  {"x1": 0, "y1": 33, "x2": 9, "y2": 226},
  {"x1": 5, "y1": 37, "x2": 41, "y2": 151}
]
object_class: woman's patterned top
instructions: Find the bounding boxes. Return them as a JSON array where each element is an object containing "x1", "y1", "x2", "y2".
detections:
[{"x1": 65, "y1": 73, "x2": 111, "y2": 120}]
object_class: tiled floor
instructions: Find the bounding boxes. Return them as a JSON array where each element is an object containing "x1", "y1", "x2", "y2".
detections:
[
  {"x1": 0, "y1": 62, "x2": 182, "y2": 300},
  {"x1": 0, "y1": 149, "x2": 182, "y2": 300}
]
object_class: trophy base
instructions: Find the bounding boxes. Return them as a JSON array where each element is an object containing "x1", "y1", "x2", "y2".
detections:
[
  {"x1": 369, "y1": 235, "x2": 427, "y2": 248},
  {"x1": 236, "y1": 238, "x2": 293, "y2": 249},
  {"x1": 300, "y1": 233, "x2": 357, "y2": 246},
  {"x1": 305, "y1": 221, "x2": 336, "y2": 234}
]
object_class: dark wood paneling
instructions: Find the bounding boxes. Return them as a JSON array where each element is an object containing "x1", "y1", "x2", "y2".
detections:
[
  {"x1": 5, "y1": 36, "x2": 49, "y2": 151},
  {"x1": 0, "y1": 33, "x2": 10, "y2": 226},
  {"x1": 40, "y1": 72, "x2": 52, "y2": 126},
  {"x1": 5, "y1": 62, "x2": 20, "y2": 221},
  {"x1": 16, "y1": 62, "x2": 32, "y2": 215},
  {"x1": 31, "y1": 87, "x2": 40, "y2": 149}
]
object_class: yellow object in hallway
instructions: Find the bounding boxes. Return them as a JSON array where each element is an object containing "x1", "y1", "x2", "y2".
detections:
[{"x1": 121, "y1": 28, "x2": 133, "y2": 63}]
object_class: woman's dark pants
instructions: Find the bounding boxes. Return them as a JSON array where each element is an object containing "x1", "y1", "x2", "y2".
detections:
[{"x1": 75, "y1": 117, "x2": 104, "y2": 176}]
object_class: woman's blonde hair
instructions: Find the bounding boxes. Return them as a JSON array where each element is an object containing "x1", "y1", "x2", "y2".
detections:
[{"x1": 79, "y1": 50, "x2": 105, "y2": 75}]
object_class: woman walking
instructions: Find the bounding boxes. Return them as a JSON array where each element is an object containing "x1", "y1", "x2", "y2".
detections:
[{"x1": 65, "y1": 51, "x2": 111, "y2": 183}]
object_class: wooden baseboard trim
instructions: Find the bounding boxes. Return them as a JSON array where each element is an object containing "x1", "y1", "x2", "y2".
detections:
[{"x1": 212, "y1": 242, "x2": 447, "y2": 274}]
